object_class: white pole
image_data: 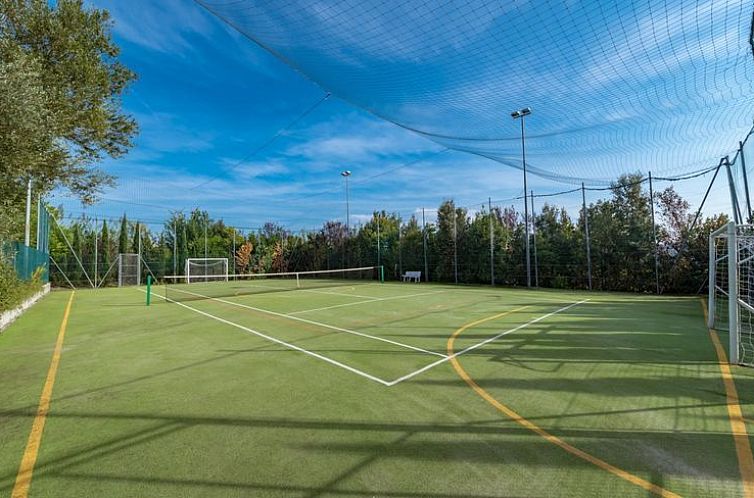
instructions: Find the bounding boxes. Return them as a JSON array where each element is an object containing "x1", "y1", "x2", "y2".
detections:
[
  {"x1": 94, "y1": 218, "x2": 98, "y2": 288},
  {"x1": 708, "y1": 230, "x2": 716, "y2": 328},
  {"x1": 137, "y1": 224, "x2": 142, "y2": 286},
  {"x1": 36, "y1": 195, "x2": 41, "y2": 250},
  {"x1": 727, "y1": 221, "x2": 739, "y2": 364},
  {"x1": 24, "y1": 178, "x2": 32, "y2": 246}
]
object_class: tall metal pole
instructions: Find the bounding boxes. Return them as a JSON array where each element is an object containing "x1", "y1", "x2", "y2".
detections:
[
  {"x1": 94, "y1": 218, "x2": 98, "y2": 288},
  {"x1": 531, "y1": 190, "x2": 539, "y2": 287},
  {"x1": 582, "y1": 183, "x2": 593, "y2": 290},
  {"x1": 453, "y1": 207, "x2": 458, "y2": 284},
  {"x1": 341, "y1": 171, "x2": 351, "y2": 233},
  {"x1": 398, "y1": 224, "x2": 402, "y2": 276},
  {"x1": 173, "y1": 220, "x2": 177, "y2": 275},
  {"x1": 422, "y1": 207, "x2": 429, "y2": 282},
  {"x1": 725, "y1": 156, "x2": 743, "y2": 224},
  {"x1": 376, "y1": 212, "x2": 381, "y2": 268},
  {"x1": 521, "y1": 117, "x2": 531, "y2": 287},
  {"x1": 36, "y1": 195, "x2": 41, "y2": 250},
  {"x1": 24, "y1": 178, "x2": 32, "y2": 246},
  {"x1": 232, "y1": 227, "x2": 236, "y2": 275},
  {"x1": 489, "y1": 197, "x2": 494, "y2": 286},
  {"x1": 346, "y1": 175, "x2": 350, "y2": 232},
  {"x1": 648, "y1": 172, "x2": 660, "y2": 295},
  {"x1": 137, "y1": 223, "x2": 142, "y2": 286},
  {"x1": 740, "y1": 141, "x2": 752, "y2": 222}
]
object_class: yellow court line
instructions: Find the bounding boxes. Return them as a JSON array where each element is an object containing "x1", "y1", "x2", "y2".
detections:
[
  {"x1": 446, "y1": 307, "x2": 681, "y2": 498},
  {"x1": 700, "y1": 299, "x2": 754, "y2": 498},
  {"x1": 12, "y1": 291, "x2": 75, "y2": 498}
]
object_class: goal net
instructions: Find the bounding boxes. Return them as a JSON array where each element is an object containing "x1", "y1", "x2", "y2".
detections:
[
  {"x1": 161, "y1": 266, "x2": 381, "y2": 302},
  {"x1": 185, "y1": 258, "x2": 229, "y2": 283},
  {"x1": 708, "y1": 222, "x2": 754, "y2": 366},
  {"x1": 118, "y1": 253, "x2": 141, "y2": 287}
]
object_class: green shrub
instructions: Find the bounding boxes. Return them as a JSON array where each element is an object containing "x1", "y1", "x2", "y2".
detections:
[{"x1": 0, "y1": 261, "x2": 43, "y2": 313}]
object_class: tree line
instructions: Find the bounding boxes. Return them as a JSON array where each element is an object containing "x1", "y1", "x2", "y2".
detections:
[{"x1": 50, "y1": 174, "x2": 727, "y2": 294}]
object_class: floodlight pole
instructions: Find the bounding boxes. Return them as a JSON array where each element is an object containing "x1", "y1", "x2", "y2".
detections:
[
  {"x1": 512, "y1": 108, "x2": 532, "y2": 287},
  {"x1": 341, "y1": 170, "x2": 351, "y2": 234}
]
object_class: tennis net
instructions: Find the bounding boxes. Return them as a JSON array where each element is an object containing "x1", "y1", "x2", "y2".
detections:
[{"x1": 158, "y1": 266, "x2": 382, "y2": 303}]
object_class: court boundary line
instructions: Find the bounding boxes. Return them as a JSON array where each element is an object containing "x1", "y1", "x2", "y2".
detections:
[
  {"x1": 165, "y1": 287, "x2": 446, "y2": 358},
  {"x1": 700, "y1": 299, "x2": 754, "y2": 498},
  {"x1": 385, "y1": 300, "x2": 588, "y2": 386},
  {"x1": 445, "y1": 305, "x2": 681, "y2": 498},
  {"x1": 146, "y1": 290, "x2": 392, "y2": 386},
  {"x1": 12, "y1": 291, "x2": 75, "y2": 498},
  {"x1": 288, "y1": 290, "x2": 447, "y2": 315},
  {"x1": 240, "y1": 281, "x2": 379, "y2": 300}
]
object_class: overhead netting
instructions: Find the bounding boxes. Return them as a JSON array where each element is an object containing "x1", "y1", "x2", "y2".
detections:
[{"x1": 198, "y1": 0, "x2": 754, "y2": 185}]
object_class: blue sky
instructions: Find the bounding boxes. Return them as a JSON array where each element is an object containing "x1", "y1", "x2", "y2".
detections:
[{"x1": 54, "y1": 0, "x2": 754, "y2": 233}]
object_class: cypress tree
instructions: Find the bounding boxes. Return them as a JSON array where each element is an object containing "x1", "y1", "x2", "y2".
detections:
[
  {"x1": 118, "y1": 215, "x2": 128, "y2": 254},
  {"x1": 100, "y1": 220, "x2": 111, "y2": 285}
]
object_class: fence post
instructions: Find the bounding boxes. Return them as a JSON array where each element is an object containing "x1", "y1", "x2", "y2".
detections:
[
  {"x1": 398, "y1": 224, "x2": 403, "y2": 277},
  {"x1": 531, "y1": 190, "x2": 539, "y2": 287},
  {"x1": 422, "y1": 207, "x2": 429, "y2": 282},
  {"x1": 741, "y1": 141, "x2": 752, "y2": 222},
  {"x1": 376, "y1": 213, "x2": 381, "y2": 268},
  {"x1": 489, "y1": 197, "x2": 494, "y2": 286},
  {"x1": 453, "y1": 207, "x2": 458, "y2": 284},
  {"x1": 725, "y1": 156, "x2": 743, "y2": 224},
  {"x1": 648, "y1": 172, "x2": 660, "y2": 294},
  {"x1": 94, "y1": 217, "x2": 99, "y2": 288},
  {"x1": 582, "y1": 183, "x2": 593, "y2": 290}
]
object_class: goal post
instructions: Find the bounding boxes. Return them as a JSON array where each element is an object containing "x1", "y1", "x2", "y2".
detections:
[
  {"x1": 185, "y1": 258, "x2": 229, "y2": 283},
  {"x1": 709, "y1": 222, "x2": 754, "y2": 366},
  {"x1": 117, "y1": 253, "x2": 141, "y2": 287}
]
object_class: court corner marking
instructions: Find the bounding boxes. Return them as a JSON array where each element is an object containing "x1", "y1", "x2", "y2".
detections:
[
  {"x1": 700, "y1": 298, "x2": 754, "y2": 498},
  {"x1": 12, "y1": 290, "x2": 75, "y2": 498},
  {"x1": 446, "y1": 300, "x2": 681, "y2": 498}
]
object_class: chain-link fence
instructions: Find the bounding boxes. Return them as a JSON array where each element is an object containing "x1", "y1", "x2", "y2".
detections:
[{"x1": 1, "y1": 241, "x2": 49, "y2": 283}]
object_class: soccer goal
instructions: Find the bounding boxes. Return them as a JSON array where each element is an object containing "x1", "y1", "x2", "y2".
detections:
[
  {"x1": 118, "y1": 253, "x2": 141, "y2": 287},
  {"x1": 708, "y1": 222, "x2": 754, "y2": 366},
  {"x1": 185, "y1": 258, "x2": 229, "y2": 283}
]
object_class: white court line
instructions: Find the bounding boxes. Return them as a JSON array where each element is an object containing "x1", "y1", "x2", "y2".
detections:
[
  {"x1": 167, "y1": 287, "x2": 447, "y2": 358},
  {"x1": 289, "y1": 290, "x2": 448, "y2": 315},
  {"x1": 385, "y1": 299, "x2": 590, "y2": 386},
  {"x1": 237, "y1": 281, "x2": 378, "y2": 300},
  {"x1": 143, "y1": 290, "x2": 392, "y2": 386}
]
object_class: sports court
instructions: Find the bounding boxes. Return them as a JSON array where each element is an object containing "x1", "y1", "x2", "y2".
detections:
[{"x1": 2, "y1": 275, "x2": 752, "y2": 497}]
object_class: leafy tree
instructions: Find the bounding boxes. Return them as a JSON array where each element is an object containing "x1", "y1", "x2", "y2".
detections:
[{"x1": 1, "y1": 0, "x2": 137, "y2": 205}]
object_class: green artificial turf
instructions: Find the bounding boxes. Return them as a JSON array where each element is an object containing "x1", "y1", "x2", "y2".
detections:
[{"x1": 0, "y1": 282, "x2": 751, "y2": 497}]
